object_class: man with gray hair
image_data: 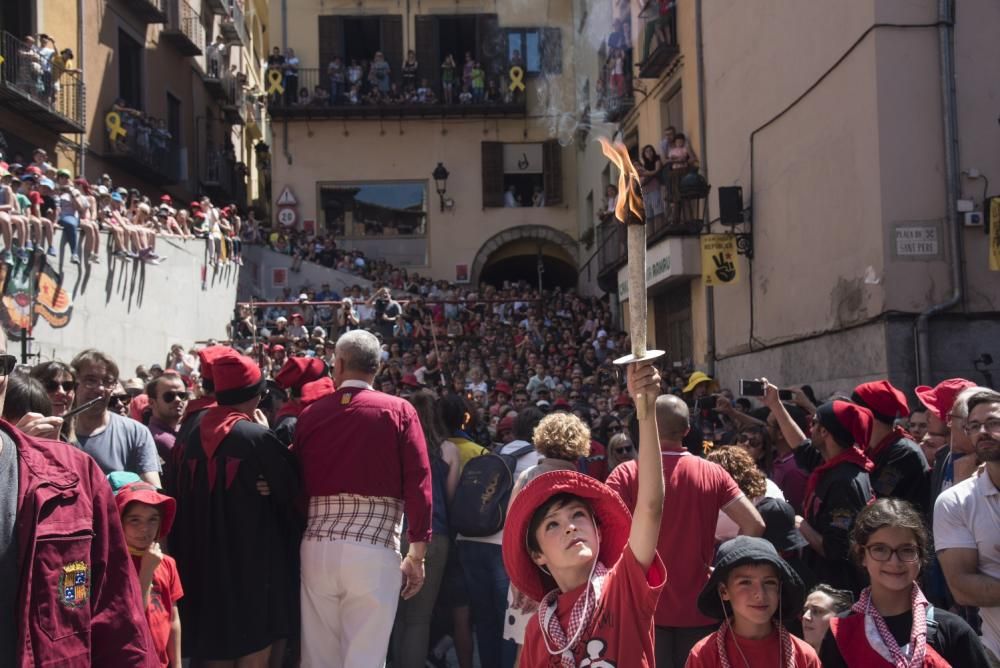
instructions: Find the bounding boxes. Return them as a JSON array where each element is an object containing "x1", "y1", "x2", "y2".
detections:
[
  {"x1": 292, "y1": 330, "x2": 432, "y2": 667},
  {"x1": 606, "y1": 394, "x2": 764, "y2": 668}
]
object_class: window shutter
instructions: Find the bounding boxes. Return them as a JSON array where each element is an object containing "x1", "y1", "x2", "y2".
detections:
[
  {"x1": 543, "y1": 140, "x2": 563, "y2": 206},
  {"x1": 541, "y1": 28, "x2": 562, "y2": 74},
  {"x1": 415, "y1": 15, "x2": 440, "y2": 91},
  {"x1": 482, "y1": 142, "x2": 504, "y2": 208},
  {"x1": 380, "y1": 15, "x2": 404, "y2": 85},
  {"x1": 318, "y1": 16, "x2": 344, "y2": 74},
  {"x1": 476, "y1": 14, "x2": 501, "y2": 80}
]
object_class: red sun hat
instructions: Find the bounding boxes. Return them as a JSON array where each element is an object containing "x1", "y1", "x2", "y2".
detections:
[
  {"x1": 552, "y1": 397, "x2": 571, "y2": 409},
  {"x1": 852, "y1": 380, "x2": 910, "y2": 424},
  {"x1": 614, "y1": 394, "x2": 633, "y2": 408},
  {"x1": 502, "y1": 470, "x2": 632, "y2": 602},
  {"x1": 212, "y1": 354, "x2": 265, "y2": 406},
  {"x1": 494, "y1": 381, "x2": 512, "y2": 396},
  {"x1": 160, "y1": 194, "x2": 172, "y2": 203},
  {"x1": 114, "y1": 481, "x2": 176, "y2": 539},
  {"x1": 300, "y1": 377, "x2": 335, "y2": 405},
  {"x1": 274, "y1": 356, "x2": 326, "y2": 391},
  {"x1": 915, "y1": 378, "x2": 977, "y2": 422}
]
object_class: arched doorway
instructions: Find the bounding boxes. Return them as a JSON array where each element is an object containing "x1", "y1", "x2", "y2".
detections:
[{"x1": 471, "y1": 225, "x2": 579, "y2": 290}]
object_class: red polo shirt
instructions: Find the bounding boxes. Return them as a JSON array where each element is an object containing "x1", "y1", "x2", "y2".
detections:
[{"x1": 292, "y1": 382, "x2": 433, "y2": 544}]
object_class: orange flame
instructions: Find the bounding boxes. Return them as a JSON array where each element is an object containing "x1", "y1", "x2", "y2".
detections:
[{"x1": 598, "y1": 137, "x2": 645, "y2": 225}]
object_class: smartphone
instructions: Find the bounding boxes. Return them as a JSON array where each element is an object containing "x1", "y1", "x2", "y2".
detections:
[
  {"x1": 63, "y1": 396, "x2": 105, "y2": 418},
  {"x1": 695, "y1": 396, "x2": 717, "y2": 411},
  {"x1": 739, "y1": 379, "x2": 794, "y2": 401}
]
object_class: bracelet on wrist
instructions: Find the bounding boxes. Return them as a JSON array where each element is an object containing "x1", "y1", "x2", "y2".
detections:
[{"x1": 405, "y1": 553, "x2": 425, "y2": 564}]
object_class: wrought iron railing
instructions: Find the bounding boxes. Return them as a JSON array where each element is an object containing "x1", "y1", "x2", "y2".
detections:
[
  {"x1": 105, "y1": 107, "x2": 181, "y2": 182},
  {"x1": 0, "y1": 31, "x2": 85, "y2": 129}
]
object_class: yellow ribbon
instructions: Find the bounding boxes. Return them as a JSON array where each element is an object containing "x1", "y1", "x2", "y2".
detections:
[
  {"x1": 105, "y1": 112, "x2": 126, "y2": 141},
  {"x1": 267, "y1": 69, "x2": 285, "y2": 95},
  {"x1": 509, "y1": 66, "x2": 525, "y2": 92}
]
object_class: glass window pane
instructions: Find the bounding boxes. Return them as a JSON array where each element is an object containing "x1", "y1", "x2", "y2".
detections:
[
  {"x1": 525, "y1": 31, "x2": 541, "y2": 72},
  {"x1": 508, "y1": 32, "x2": 523, "y2": 64}
]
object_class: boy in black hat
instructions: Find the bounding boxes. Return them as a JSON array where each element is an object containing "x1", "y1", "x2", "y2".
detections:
[{"x1": 687, "y1": 536, "x2": 820, "y2": 667}]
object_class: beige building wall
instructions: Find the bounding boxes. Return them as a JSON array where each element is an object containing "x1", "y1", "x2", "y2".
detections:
[{"x1": 268, "y1": 0, "x2": 584, "y2": 283}]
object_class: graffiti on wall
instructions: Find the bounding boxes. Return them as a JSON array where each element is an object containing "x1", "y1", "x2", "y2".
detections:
[{"x1": 0, "y1": 255, "x2": 73, "y2": 337}]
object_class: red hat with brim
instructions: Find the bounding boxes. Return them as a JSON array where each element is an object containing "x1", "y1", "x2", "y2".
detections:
[
  {"x1": 494, "y1": 381, "x2": 512, "y2": 396},
  {"x1": 300, "y1": 377, "x2": 335, "y2": 405},
  {"x1": 502, "y1": 470, "x2": 632, "y2": 602},
  {"x1": 160, "y1": 194, "x2": 172, "y2": 203},
  {"x1": 915, "y1": 378, "x2": 977, "y2": 422},
  {"x1": 271, "y1": 345, "x2": 286, "y2": 353},
  {"x1": 553, "y1": 398, "x2": 571, "y2": 409},
  {"x1": 401, "y1": 374, "x2": 422, "y2": 388},
  {"x1": 212, "y1": 354, "x2": 265, "y2": 406},
  {"x1": 852, "y1": 380, "x2": 910, "y2": 424},
  {"x1": 274, "y1": 357, "x2": 326, "y2": 391},
  {"x1": 115, "y1": 481, "x2": 176, "y2": 539},
  {"x1": 614, "y1": 394, "x2": 633, "y2": 408}
]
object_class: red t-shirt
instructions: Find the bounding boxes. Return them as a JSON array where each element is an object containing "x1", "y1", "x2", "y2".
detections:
[
  {"x1": 131, "y1": 554, "x2": 183, "y2": 668},
  {"x1": 606, "y1": 450, "x2": 741, "y2": 628},
  {"x1": 521, "y1": 546, "x2": 666, "y2": 667},
  {"x1": 686, "y1": 627, "x2": 821, "y2": 668}
]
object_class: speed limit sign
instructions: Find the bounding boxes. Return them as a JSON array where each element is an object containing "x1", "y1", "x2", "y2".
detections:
[{"x1": 277, "y1": 207, "x2": 297, "y2": 227}]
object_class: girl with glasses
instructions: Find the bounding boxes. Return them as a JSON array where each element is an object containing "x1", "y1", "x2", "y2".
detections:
[{"x1": 820, "y1": 498, "x2": 990, "y2": 667}]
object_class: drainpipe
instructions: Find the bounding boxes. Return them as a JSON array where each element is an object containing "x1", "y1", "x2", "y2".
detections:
[
  {"x1": 695, "y1": 0, "x2": 715, "y2": 375},
  {"x1": 77, "y1": 0, "x2": 85, "y2": 174},
  {"x1": 915, "y1": 0, "x2": 962, "y2": 385},
  {"x1": 280, "y1": 0, "x2": 291, "y2": 165}
]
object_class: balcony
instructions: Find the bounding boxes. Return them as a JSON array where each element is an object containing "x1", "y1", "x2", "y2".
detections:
[
  {"x1": 104, "y1": 108, "x2": 181, "y2": 184},
  {"x1": 222, "y1": 83, "x2": 246, "y2": 125},
  {"x1": 161, "y1": 0, "x2": 204, "y2": 56},
  {"x1": 219, "y1": 1, "x2": 247, "y2": 47},
  {"x1": 598, "y1": 48, "x2": 634, "y2": 124},
  {"x1": 596, "y1": 219, "x2": 628, "y2": 293},
  {"x1": 636, "y1": 0, "x2": 679, "y2": 79},
  {"x1": 245, "y1": 99, "x2": 264, "y2": 140},
  {"x1": 130, "y1": 0, "x2": 168, "y2": 24},
  {"x1": 205, "y1": 0, "x2": 227, "y2": 14},
  {"x1": 266, "y1": 68, "x2": 527, "y2": 120},
  {"x1": 0, "y1": 32, "x2": 85, "y2": 133},
  {"x1": 202, "y1": 152, "x2": 247, "y2": 204}
]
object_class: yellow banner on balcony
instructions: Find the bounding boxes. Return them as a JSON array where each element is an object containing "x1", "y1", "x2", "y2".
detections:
[
  {"x1": 700, "y1": 234, "x2": 739, "y2": 286},
  {"x1": 990, "y1": 197, "x2": 1000, "y2": 271}
]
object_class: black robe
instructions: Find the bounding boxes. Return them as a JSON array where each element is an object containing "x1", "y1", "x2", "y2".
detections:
[
  {"x1": 870, "y1": 430, "x2": 930, "y2": 514},
  {"x1": 171, "y1": 416, "x2": 302, "y2": 660}
]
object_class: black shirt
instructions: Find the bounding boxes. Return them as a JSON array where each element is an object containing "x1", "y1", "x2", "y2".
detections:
[
  {"x1": 870, "y1": 433, "x2": 930, "y2": 513},
  {"x1": 820, "y1": 607, "x2": 991, "y2": 668}
]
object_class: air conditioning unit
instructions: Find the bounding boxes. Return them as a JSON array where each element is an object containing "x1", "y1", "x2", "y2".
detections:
[{"x1": 964, "y1": 211, "x2": 984, "y2": 227}]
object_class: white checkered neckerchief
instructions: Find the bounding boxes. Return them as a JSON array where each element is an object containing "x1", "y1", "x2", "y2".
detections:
[
  {"x1": 537, "y1": 559, "x2": 609, "y2": 668},
  {"x1": 303, "y1": 494, "x2": 404, "y2": 552},
  {"x1": 853, "y1": 585, "x2": 929, "y2": 668},
  {"x1": 716, "y1": 619, "x2": 795, "y2": 668}
]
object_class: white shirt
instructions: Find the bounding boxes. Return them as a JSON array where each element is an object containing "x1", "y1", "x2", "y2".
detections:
[
  {"x1": 933, "y1": 467, "x2": 1000, "y2": 658},
  {"x1": 715, "y1": 478, "x2": 785, "y2": 542}
]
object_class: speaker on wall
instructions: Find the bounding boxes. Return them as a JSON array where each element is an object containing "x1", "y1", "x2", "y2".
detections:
[{"x1": 718, "y1": 186, "x2": 744, "y2": 226}]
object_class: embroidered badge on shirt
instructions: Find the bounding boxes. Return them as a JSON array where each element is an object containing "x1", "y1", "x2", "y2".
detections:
[
  {"x1": 341, "y1": 393, "x2": 352, "y2": 405},
  {"x1": 830, "y1": 508, "x2": 854, "y2": 531},
  {"x1": 59, "y1": 561, "x2": 90, "y2": 608}
]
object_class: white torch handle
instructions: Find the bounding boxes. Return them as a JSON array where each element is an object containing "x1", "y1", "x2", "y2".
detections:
[{"x1": 627, "y1": 224, "x2": 649, "y2": 420}]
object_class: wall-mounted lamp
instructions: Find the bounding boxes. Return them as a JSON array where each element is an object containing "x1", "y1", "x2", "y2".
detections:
[{"x1": 433, "y1": 162, "x2": 453, "y2": 212}]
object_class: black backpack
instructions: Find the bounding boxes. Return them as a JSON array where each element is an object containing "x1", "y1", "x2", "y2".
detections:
[{"x1": 450, "y1": 444, "x2": 535, "y2": 537}]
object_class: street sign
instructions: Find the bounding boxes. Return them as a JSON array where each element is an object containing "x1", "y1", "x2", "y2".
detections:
[{"x1": 276, "y1": 187, "x2": 298, "y2": 207}]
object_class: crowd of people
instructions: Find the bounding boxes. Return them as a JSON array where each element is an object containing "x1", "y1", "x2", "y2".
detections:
[
  {"x1": 6, "y1": 230, "x2": 1000, "y2": 667},
  {"x1": 0, "y1": 147, "x2": 252, "y2": 267},
  {"x1": 8, "y1": 32, "x2": 79, "y2": 106},
  {"x1": 267, "y1": 47, "x2": 526, "y2": 109}
]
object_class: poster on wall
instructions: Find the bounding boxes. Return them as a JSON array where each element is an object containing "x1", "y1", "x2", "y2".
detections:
[
  {"x1": 455, "y1": 264, "x2": 470, "y2": 284},
  {"x1": 700, "y1": 234, "x2": 739, "y2": 287},
  {"x1": 271, "y1": 268, "x2": 288, "y2": 289},
  {"x1": 990, "y1": 198, "x2": 1000, "y2": 272}
]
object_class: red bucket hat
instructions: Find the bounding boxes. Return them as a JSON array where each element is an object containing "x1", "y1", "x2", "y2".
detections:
[
  {"x1": 502, "y1": 470, "x2": 632, "y2": 602},
  {"x1": 494, "y1": 381, "x2": 512, "y2": 396},
  {"x1": 915, "y1": 378, "x2": 977, "y2": 422},
  {"x1": 852, "y1": 380, "x2": 910, "y2": 424},
  {"x1": 114, "y1": 481, "x2": 176, "y2": 539}
]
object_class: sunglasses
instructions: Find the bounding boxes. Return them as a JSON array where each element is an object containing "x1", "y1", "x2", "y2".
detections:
[
  {"x1": 45, "y1": 380, "x2": 75, "y2": 393},
  {"x1": 0, "y1": 354, "x2": 15, "y2": 376},
  {"x1": 109, "y1": 394, "x2": 131, "y2": 405},
  {"x1": 613, "y1": 445, "x2": 634, "y2": 455},
  {"x1": 608, "y1": 424, "x2": 623, "y2": 432},
  {"x1": 161, "y1": 391, "x2": 190, "y2": 403}
]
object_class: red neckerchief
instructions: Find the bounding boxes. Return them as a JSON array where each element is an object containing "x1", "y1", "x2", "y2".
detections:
[
  {"x1": 869, "y1": 425, "x2": 910, "y2": 461},
  {"x1": 275, "y1": 399, "x2": 303, "y2": 421},
  {"x1": 183, "y1": 396, "x2": 216, "y2": 418},
  {"x1": 803, "y1": 445, "x2": 874, "y2": 518},
  {"x1": 199, "y1": 406, "x2": 251, "y2": 459}
]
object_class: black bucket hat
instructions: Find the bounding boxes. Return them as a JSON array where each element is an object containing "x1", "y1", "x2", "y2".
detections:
[
  {"x1": 697, "y1": 536, "x2": 805, "y2": 621},
  {"x1": 757, "y1": 497, "x2": 809, "y2": 553}
]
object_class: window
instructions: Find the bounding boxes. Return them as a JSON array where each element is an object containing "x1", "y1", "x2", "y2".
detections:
[
  {"x1": 317, "y1": 15, "x2": 403, "y2": 80},
  {"x1": 660, "y1": 85, "x2": 683, "y2": 135},
  {"x1": 504, "y1": 28, "x2": 561, "y2": 75},
  {"x1": 118, "y1": 29, "x2": 144, "y2": 109},
  {"x1": 655, "y1": 283, "x2": 692, "y2": 368},
  {"x1": 481, "y1": 141, "x2": 562, "y2": 208},
  {"x1": 319, "y1": 181, "x2": 428, "y2": 267},
  {"x1": 414, "y1": 14, "x2": 500, "y2": 93}
]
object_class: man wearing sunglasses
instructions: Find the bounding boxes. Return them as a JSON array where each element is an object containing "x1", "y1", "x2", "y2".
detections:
[
  {"x1": 146, "y1": 372, "x2": 189, "y2": 460},
  {"x1": 0, "y1": 335, "x2": 155, "y2": 663},
  {"x1": 71, "y1": 349, "x2": 161, "y2": 488}
]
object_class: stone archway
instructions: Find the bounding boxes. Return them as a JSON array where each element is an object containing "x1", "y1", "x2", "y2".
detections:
[{"x1": 470, "y1": 225, "x2": 579, "y2": 287}]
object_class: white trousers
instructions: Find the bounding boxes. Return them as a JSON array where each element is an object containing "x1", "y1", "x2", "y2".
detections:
[{"x1": 300, "y1": 539, "x2": 402, "y2": 668}]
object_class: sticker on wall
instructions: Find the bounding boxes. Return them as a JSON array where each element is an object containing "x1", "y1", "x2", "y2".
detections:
[
  {"x1": 455, "y1": 264, "x2": 469, "y2": 284},
  {"x1": 271, "y1": 267, "x2": 288, "y2": 289},
  {"x1": 700, "y1": 234, "x2": 739, "y2": 287},
  {"x1": 0, "y1": 254, "x2": 74, "y2": 338}
]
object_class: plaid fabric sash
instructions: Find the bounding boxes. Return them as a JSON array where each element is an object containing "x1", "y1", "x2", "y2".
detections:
[
  {"x1": 537, "y1": 560, "x2": 609, "y2": 668},
  {"x1": 853, "y1": 585, "x2": 929, "y2": 668},
  {"x1": 304, "y1": 494, "x2": 404, "y2": 553}
]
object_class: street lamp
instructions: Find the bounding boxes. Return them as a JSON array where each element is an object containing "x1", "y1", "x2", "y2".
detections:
[
  {"x1": 679, "y1": 170, "x2": 711, "y2": 233},
  {"x1": 432, "y1": 162, "x2": 450, "y2": 212}
]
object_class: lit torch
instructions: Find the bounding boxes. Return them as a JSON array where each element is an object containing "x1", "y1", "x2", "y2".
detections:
[{"x1": 599, "y1": 137, "x2": 664, "y2": 419}]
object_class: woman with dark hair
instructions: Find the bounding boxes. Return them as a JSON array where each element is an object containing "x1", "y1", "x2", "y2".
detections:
[
  {"x1": 820, "y1": 498, "x2": 990, "y2": 667},
  {"x1": 801, "y1": 584, "x2": 853, "y2": 651},
  {"x1": 392, "y1": 389, "x2": 461, "y2": 668},
  {"x1": 29, "y1": 360, "x2": 76, "y2": 440},
  {"x1": 736, "y1": 424, "x2": 776, "y2": 476},
  {"x1": 638, "y1": 144, "x2": 665, "y2": 220},
  {"x1": 3, "y1": 372, "x2": 62, "y2": 439},
  {"x1": 593, "y1": 412, "x2": 625, "y2": 447}
]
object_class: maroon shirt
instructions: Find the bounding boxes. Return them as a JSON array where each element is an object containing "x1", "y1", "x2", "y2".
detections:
[
  {"x1": 13, "y1": 423, "x2": 155, "y2": 666},
  {"x1": 292, "y1": 384, "x2": 432, "y2": 544}
]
